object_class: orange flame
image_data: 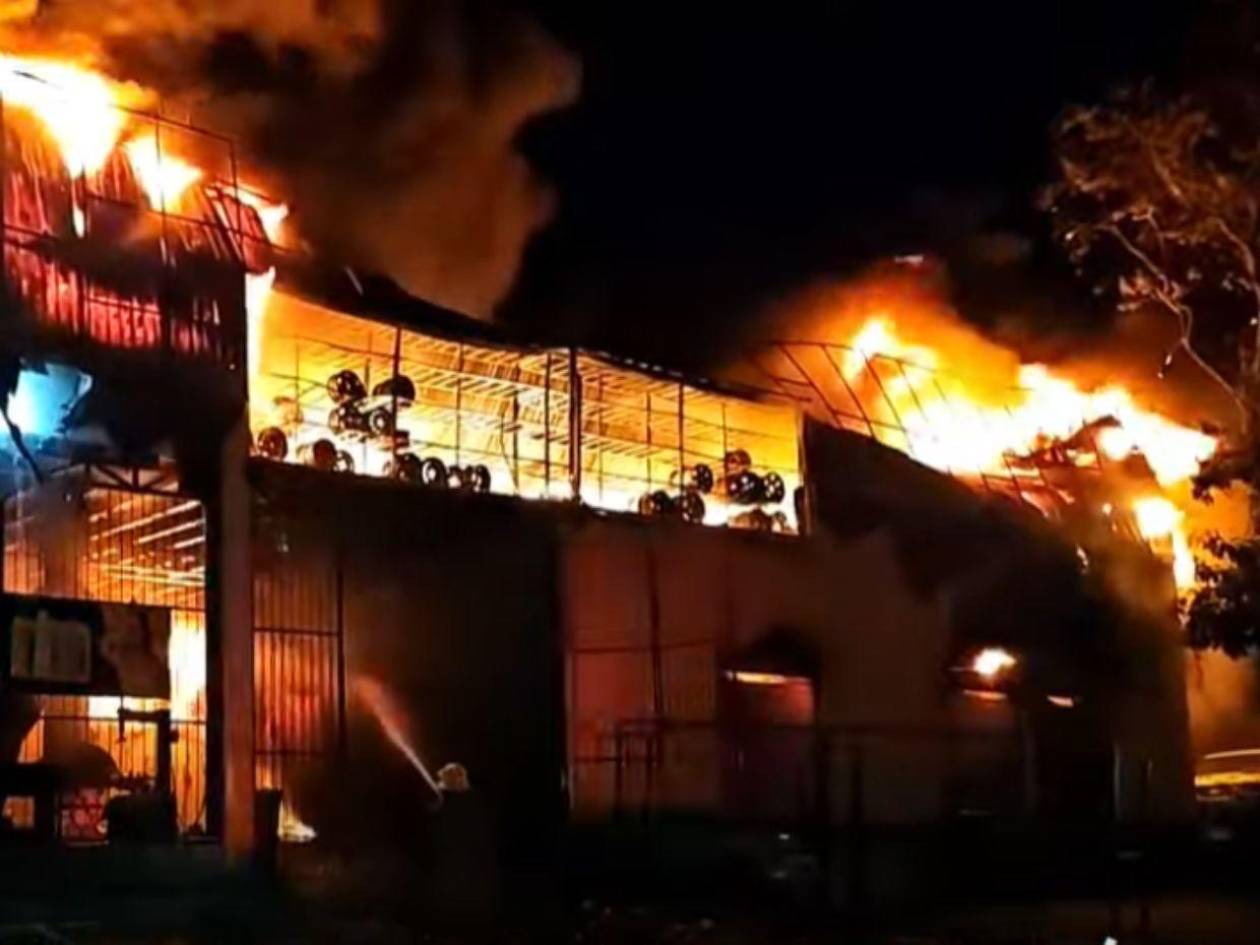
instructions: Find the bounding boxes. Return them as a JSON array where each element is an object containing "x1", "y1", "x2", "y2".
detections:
[
  {"x1": 837, "y1": 314, "x2": 1215, "y2": 590},
  {"x1": 246, "y1": 267, "x2": 277, "y2": 380},
  {"x1": 237, "y1": 188, "x2": 287, "y2": 380},
  {"x1": 237, "y1": 187, "x2": 289, "y2": 244},
  {"x1": 843, "y1": 317, "x2": 1215, "y2": 489},
  {"x1": 1132, "y1": 495, "x2": 1195, "y2": 588},
  {"x1": 278, "y1": 800, "x2": 317, "y2": 843},
  {"x1": 0, "y1": 54, "x2": 140, "y2": 176},
  {"x1": 124, "y1": 133, "x2": 203, "y2": 208},
  {"x1": 972, "y1": 647, "x2": 1017, "y2": 680}
]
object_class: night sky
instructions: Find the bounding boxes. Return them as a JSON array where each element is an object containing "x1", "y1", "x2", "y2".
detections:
[{"x1": 500, "y1": 1, "x2": 1209, "y2": 368}]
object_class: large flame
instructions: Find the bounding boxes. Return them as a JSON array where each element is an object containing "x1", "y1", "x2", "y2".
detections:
[
  {"x1": 0, "y1": 52, "x2": 287, "y2": 378},
  {"x1": 836, "y1": 314, "x2": 1215, "y2": 590},
  {"x1": 237, "y1": 187, "x2": 289, "y2": 244},
  {"x1": 0, "y1": 54, "x2": 145, "y2": 176},
  {"x1": 843, "y1": 317, "x2": 1215, "y2": 489},
  {"x1": 239, "y1": 188, "x2": 288, "y2": 381},
  {"x1": 123, "y1": 133, "x2": 203, "y2": 209}
]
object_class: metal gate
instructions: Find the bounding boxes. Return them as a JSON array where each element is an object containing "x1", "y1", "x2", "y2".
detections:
[
  {"x1": 252, "y1": 515, "x2": 345, "y2": 836},
  {"x1": 2, "y1": 463, "x2": 208, "y2": 838}
]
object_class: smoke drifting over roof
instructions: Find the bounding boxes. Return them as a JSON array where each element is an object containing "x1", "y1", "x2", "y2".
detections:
[{"x1": 0, "y1": 0, "x2": 580, "y2": 317}]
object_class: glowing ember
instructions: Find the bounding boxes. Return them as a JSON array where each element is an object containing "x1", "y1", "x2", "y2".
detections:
[
  {"x1": 971, "y1": 647, "x2": 1017, "y2": 680},
  {"x1": 278, "y1": 801, "x2": 317, "y2": 843},
  {"x1": 963, "y1": 689, "x2": 1009, "y2": 703},
  {"x1": 724, "y1": 670, "x2": 793, "y2": 685},
  {"x1": 124, "y1": 133, "x2": 203, "y2": 209},
  {"x1": 0, "y1": 54, "x2": 140, "y2": 176}
]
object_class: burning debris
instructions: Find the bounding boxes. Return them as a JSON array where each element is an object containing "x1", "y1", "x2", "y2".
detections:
[{"x1": 756, "y1": 276, "x2": 1228, "y2": 592}]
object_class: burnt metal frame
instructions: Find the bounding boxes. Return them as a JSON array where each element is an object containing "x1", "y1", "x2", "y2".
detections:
[
  {"x1": 750, "y1": 339, "x2": 1118, "y2": 514},
  {"x1": 0, "y1": 80, "x2": 262, "y2": 374}
]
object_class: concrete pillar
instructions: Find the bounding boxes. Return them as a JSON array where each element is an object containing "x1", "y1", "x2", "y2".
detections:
[{"x1": 207, "y1": 414, "x2": 255, "y2": 857}]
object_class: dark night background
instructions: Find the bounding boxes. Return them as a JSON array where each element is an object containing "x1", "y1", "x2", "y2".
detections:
[{"x1": 499, "y1": 1, "x2": 1229, "y2": 369}]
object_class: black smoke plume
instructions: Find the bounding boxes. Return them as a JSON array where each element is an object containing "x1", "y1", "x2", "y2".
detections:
[{"x1": 0, "y1": 0, "x2": 580, "y2": 316}]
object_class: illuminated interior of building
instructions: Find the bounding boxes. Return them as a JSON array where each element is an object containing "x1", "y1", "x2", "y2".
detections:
[
  {"x1": 249, "y1": 291, "x2": 804, "y2": 532},
  {"x1": 2, "y1": 468, "x2": 207, "y2": 839}
]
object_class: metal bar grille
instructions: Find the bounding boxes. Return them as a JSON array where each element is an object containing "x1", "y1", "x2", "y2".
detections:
[
  {"x1": 0, "y1": 82, "x2": 258, "y2": 370},
  {"x1": 248, "y1": 293, "x2": 803, "y2": 533},
  {"x1": 753, "y1": 340, "x2": 1124, "y2": 515},
  {"x1": 251, "y1": 523, "x2": 343, "y2": 820},
  {"x1": 1, "y1": 468, "x2": 208, "y2": 838}
]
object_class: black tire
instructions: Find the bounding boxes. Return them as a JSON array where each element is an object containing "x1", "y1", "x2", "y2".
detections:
[
  {"x1": 693, "y1": 464, "x2": 715, "y2": 494},
  {"x1": 327, "y1": 370, "x2": 367, "y2": 405},
  {"x1": 371, "y1": 374, "x2": 417, "y2": 406},
  {"x1": 727, "y1": 470, "x2": 763, "y2": 504},
  {"x1": 421, "y1": 457, "x2": 448, "y2": 487},
  {"x1": 254, "y1": 427, "x2": 288, "y2": 461},
  {"x1": 328, "y1": 403, "x2": 366, "y2": 436},
  {"x1": 678, "y1": 490, "x2": 706, "y2": 524},
  {"x1": 300, "y1": 438, "x2": 338, "y2": 471},
  {"x1": 368, "y1": 406, "x2": 395, "y2": 437},
  {"x1": 388, "y1": 452, "x2": 423, "y2": 482},
  {"x1": 762, "y1": 472, "x2": 785, "y2": 503}
]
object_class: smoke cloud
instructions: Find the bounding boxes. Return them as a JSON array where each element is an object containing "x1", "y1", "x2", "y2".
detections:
[
  {"x1": 0, "y1": 0, "x2": 580, "y2": 317},
  {"x1": 761, "y1": 261, "x2": 1238, "y2": 435}
]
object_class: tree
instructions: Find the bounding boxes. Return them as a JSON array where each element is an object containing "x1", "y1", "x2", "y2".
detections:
[{"x1": 1041, "y1": 86, "x2": 1260, "y2": 654}]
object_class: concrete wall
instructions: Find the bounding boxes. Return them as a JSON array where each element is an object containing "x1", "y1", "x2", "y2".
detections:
[
  {"x1": 562, "y1": 513, "x2": 1014, "y2": 826},
  {"x1": 562, "y1": 421, "x2": 1197, "y2": 829}
]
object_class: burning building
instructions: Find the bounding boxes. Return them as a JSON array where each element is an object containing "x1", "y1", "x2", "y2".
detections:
[{"x1": 0, "y1": 55, "x2": 1219, "y2": 908}]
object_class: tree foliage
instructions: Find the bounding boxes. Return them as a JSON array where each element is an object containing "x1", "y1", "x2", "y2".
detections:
[
  {"x1": 1185, "y1": 533, "x2": 1260, "y2": 657},
  {"x1": 1042, "y1": 89, "x2": 1260, "y2": 407},
  {"x1": 1042, "y1": 87, "x2": 1260, "y2": 654}
]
